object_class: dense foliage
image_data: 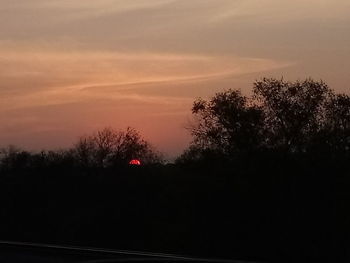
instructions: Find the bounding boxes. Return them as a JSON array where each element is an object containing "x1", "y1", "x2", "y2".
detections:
[{"x1": 177, "y1": 78, "x2": 350, "y2": 163}]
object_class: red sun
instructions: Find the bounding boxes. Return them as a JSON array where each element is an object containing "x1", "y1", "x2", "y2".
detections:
[{"x1": 129, "y1": 159, "x2": 141, "y2": 165}]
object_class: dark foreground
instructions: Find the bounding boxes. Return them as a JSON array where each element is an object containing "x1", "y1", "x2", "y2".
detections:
[
  {"x1": 0, "y1": 241, "x2": 247, "y2": 263},
  {"x1": 0, "y1": 160, "x2": 346, "y2": 262}
]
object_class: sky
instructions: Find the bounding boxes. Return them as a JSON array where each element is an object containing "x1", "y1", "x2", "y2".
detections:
[{"x1": 0, "y1": 0, "x2": 349, "y2": 157}]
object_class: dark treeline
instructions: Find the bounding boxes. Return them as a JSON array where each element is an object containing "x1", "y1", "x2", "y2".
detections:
[
  {"x1": 0, "y1": 78, "x2": 349, "y2": 262},
  {"x1": 0, "y1": 127, "x2": 163, "y2": 175}
]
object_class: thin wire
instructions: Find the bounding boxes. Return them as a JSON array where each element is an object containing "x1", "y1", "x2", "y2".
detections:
[{"x1": 0, "y1": 240, "x2": 260, "y2": 263}]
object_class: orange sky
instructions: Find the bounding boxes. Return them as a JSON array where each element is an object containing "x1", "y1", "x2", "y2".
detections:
[{"x1": 0, "y1": 0, "x2": 349, "y2": 157}]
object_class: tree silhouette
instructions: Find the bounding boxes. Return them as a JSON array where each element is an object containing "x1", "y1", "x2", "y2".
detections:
[
  {"x1": 181, "y1": 78, "x2": 350, "y2": 162},
  {"x1": 0, "y1": 145, "x2": 30, "y2": 172},
  {"x1": 73, "y1": 127, "x2": 163, "y2": 168},
  {"x1": 0, "y1": 127, "x2": 162, "y2": 174},
  {"x1": 322, "y1": 93, "x2": 350, "y2": 153},
  {"x1": 190, "y1": 90, "x2": 264, "y2": 157}
]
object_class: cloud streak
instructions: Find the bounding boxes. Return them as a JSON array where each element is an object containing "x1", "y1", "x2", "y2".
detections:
[{"x1": 0, "y1": 48, "x2": 290, "y2": 110}]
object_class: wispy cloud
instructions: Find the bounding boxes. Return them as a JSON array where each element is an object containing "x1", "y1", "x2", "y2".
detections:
[{"x1": 0, "y1": 48, "x2": 291, "y2": 111}]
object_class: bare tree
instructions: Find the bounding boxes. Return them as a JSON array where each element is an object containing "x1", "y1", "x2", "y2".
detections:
[{"x1": 73, "y1": 127, "x2": 163, "y2": 168}]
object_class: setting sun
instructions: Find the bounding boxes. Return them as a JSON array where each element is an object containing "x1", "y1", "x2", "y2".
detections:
[{"x1": 129, "y1": 159, "x2": 141, "y2": 166}]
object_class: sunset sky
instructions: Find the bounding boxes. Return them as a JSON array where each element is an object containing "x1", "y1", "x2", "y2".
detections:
[{"x1": 1, "y1": 0, "x2": 349, "y2": 157}]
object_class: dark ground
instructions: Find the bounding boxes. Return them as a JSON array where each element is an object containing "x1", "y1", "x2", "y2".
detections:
[
  {"x1": 0, "y1": 241, "x2": 243, "y2": 263},
  {"x1": 0, "y1": 160, "x2": 345, "y2": 262}
]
